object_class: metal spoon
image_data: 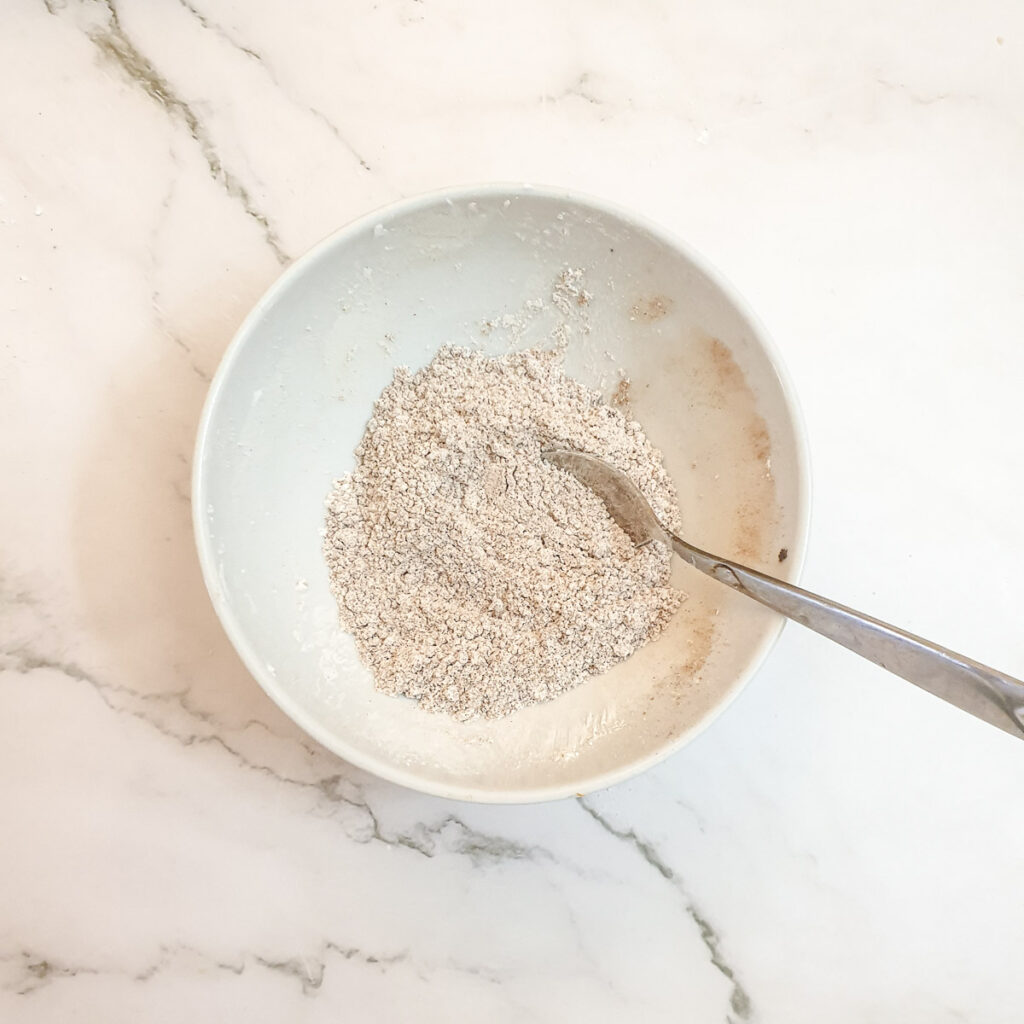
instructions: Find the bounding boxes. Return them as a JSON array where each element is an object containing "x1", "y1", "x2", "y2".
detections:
[{"x1": 542, "y1": 448, "x2": 1024, "y2": 740}]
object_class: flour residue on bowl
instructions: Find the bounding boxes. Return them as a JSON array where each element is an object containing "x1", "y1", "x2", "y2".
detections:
[
  {"x1": 631, "y1": 295, "x2": 672, "y2": 322},
  {"x1": 701, "y1": 335, "x2": 778, "y2": 563},
  {"x1": 617, "y1": 325, "x2": 784, "y2": 717},
  {"x1": 477, "y1": 265, "x2": 593, "y2": 354}
]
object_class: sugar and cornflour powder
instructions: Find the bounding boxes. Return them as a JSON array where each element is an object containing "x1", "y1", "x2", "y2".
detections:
[{"x1": 324, "y1": 345, "x2": 684, "y2": 720}]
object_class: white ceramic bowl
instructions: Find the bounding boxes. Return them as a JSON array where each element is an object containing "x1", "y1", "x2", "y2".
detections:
[{"x1": 193, "y1": 184, "x2": 810, "y2": 802}]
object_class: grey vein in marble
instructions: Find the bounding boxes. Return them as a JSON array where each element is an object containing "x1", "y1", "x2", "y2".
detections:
[
  {"x1": 174, "y1": 0, "x2": 378, "y2": 177},
  {"x1": 875, "y1": 78, "x2": 951, "y2": 107},
  {"x1": 578, "y1": 797, "x2": 752, "y2": 1022},
  {"x1": 540, "y1": 71, "x2": 630, "y2": 124},
  {"x1": 1, "y1": 942, "x2": 407, "y2": 998},
  {"x1": 44, "y1": 0, "x2": 289, "y2": 264},
  {"x1": 252, "y1": 943, "x2": 408, "y2": 996},
  {"x1": 548, "y1": 71, "x2": 601, "y2": 107},
  {"x1": 2, "y1": 647, "x2": 555, "y2": 872},
  {"x1": 0, "y1": 952, "x2": 101, "y2": 996},
  {"x1": 175, "y1": 0, "x2": 261, "y2": 61},
  {"x1": 147, "y1": 170, "x2": 214, "y2": 383}
]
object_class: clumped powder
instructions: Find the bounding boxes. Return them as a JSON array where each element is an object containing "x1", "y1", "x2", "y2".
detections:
[{"x1": 324, "y1": 346, "x2": 683, "y2": 720}]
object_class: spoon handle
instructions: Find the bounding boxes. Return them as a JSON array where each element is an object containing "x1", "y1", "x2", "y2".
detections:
[{"x1": 670, "y1": 534, "x2": 1024, "y2": 740}]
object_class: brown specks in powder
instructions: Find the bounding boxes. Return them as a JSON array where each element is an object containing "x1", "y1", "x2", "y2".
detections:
[
  {"x1": 683, "y1": 618, "x2": 715, "y2": 680},
  {"x1": 706, "y1": 338, "x2": 771, "y2": 461},
  {"x1": 611, "y1": 375, "x2": 632, "y2": 410},
  {"x1": 630, "y1": 295, "x2": 672, "y2": 323},
  {"x1": 665, "y1": 605, "x2": 717, "y2": 692},
  {"x1": 693, "y1": 334, "x2": 779, "y2": 566},
  {"x1": 552, "y1": 267, "x2": 591, "y2": 315},
  {"x1": 708, "y1": 337, "x2": 743, "y2": 396},
  {"x1": 732, "y1": 499, "x2": 765, "y2": 562},
  {"x1": 778, "y1": 547, "x2": 788, "y2": 563},
  {"x1": 749, "y1": 422, "x2": 771, "y2": 463}
]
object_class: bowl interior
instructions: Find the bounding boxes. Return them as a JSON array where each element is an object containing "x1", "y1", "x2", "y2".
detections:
[{"x1": 195, "y1": 186, "x2": 808, "y2": 802}]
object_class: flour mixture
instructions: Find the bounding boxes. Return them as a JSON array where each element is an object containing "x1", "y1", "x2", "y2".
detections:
[{"x1": 324, "y1": 346, "x2": 683, "y2": 720}]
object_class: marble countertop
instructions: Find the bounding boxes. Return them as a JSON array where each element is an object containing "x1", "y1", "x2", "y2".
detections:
[{"x1": 3, "y1": 1, "x2": 1024, "y2": 1021}]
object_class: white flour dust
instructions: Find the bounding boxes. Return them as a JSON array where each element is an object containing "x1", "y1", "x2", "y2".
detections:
[{"x1": 324, "y1": 346, "x2": 683, "y2": 720}]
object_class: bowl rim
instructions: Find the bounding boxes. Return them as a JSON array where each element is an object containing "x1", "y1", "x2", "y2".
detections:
[{"x1": 192, "y1": 182, "x2": 812, "y2": 804}]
